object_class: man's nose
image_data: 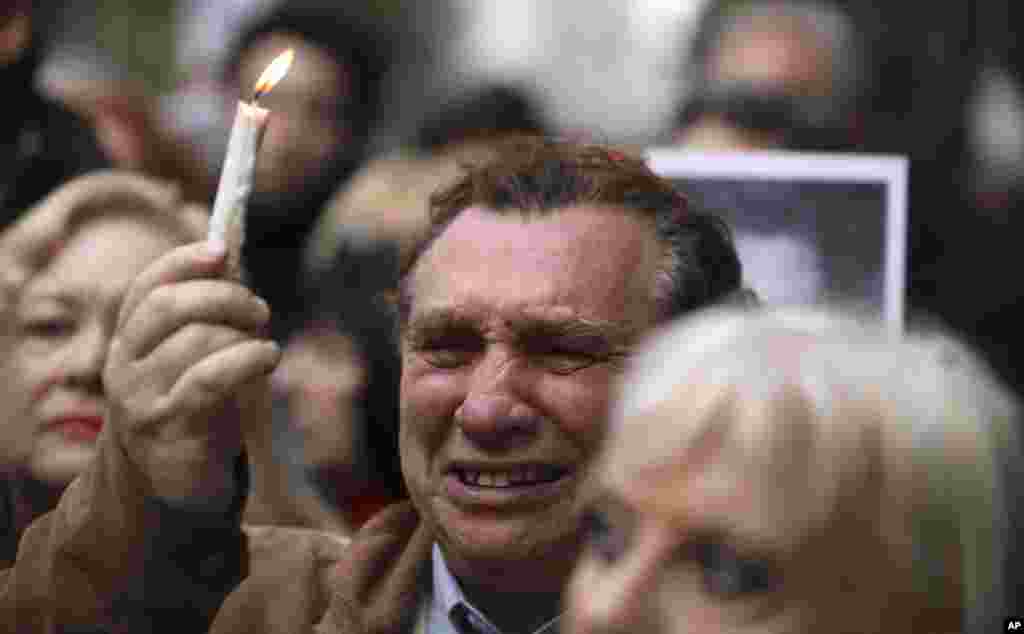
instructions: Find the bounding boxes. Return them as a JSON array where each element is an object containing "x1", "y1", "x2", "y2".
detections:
[{"x1": 456, "y1": 353, "x2": 541, "y2": 451}]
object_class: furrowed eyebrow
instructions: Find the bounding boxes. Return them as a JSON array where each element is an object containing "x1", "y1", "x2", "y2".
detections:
[
  {"x1": 403, "y1": 309, "x2": 640, "y2": 357},
  {"x1": 403, "y1": 310, "x2": 481, "y2": 345},
  {"x1": 512, "y1": 318, "x2": 637, "y2": 355}
]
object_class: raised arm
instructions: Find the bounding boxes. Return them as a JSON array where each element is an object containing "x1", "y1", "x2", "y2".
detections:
[{"x1": 1, "y1": 241, "x2": 280, "y2": 633}]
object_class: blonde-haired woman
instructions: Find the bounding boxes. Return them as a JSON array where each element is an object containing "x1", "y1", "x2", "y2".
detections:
[
  {"x1": 567, "y1": 307, "x2": 1015, "y2": 634},
  {"x1": 0, "y1": 171, "x2": 206, "y2": 565}
]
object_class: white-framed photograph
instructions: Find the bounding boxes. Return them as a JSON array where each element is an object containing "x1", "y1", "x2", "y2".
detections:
[{"x1": 646, "y1": 149, "x2": 909, "y2": 330}]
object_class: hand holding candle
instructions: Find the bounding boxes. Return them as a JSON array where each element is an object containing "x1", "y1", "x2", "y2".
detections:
[{"x1": 208, "y1": 48, "x2": 295, "y2": 276}]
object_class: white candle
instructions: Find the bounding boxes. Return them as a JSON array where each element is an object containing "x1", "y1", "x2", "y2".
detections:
[
  {"x1": 207, "y1": 100, "x2": 269, "y2": 248},
  {"x1": 207, "y1": 49, "x2": 295, "y2": 260}
]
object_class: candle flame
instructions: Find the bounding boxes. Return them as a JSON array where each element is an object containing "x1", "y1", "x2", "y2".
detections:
[{"x1": 252, "y1": 49, "x2": 294, "y2": 101}]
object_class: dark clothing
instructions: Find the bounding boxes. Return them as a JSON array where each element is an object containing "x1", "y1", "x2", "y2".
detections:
[
  {"x1": 0, "y1": 430, "x2": 252, "y2": 634},
  {"x1": 0, "y1": 419, "x2": 423, "y2": 632},
  {"x1": 1, "y1": 48, "x2": 110, "y2": 231},
  {"x1": 0, "y1": 422, "x2": 355, "y2": 634},
  {"x1": 0, "y1": 473, "x2": 61, "y2": 569},
  {"x1": 0, "y1": 478, "x2": 13, "y2": 569},
  {"x1": 241, "y1": 157, "x2": 359, "y2": 342},
  {"x1": 212, "y1": 501, "x2": 429, "y2": 633}
]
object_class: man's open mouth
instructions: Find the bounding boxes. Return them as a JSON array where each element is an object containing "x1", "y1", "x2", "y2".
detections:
[{"x1": 451, "y1": 465, "x2": 569, "y2": 488}]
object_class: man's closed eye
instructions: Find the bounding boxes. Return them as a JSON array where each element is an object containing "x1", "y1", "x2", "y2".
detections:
[{"x1": 416, "y1": 337, "x2": 482, "y2": 369}]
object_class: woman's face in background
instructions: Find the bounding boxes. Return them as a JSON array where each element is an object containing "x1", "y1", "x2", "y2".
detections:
[
  {"x1": 272, "y1": 324, "x2": 367, "y2": 472},
  {"x1": 7, "y1": 214, "x2": 179, "y2": 485}
]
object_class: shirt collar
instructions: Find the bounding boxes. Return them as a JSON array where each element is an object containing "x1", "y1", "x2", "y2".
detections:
[
  {"x1": 431, "y1": 543, "x2": 504, "y2": 634},
  {"x1": 430, "y1": 544, "x2": 562, "y2": 634}
]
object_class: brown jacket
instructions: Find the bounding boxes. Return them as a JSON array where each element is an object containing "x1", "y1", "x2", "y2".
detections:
[
  {"x1": 0, "y1": 423, "x2": 432, "y2": 634},
  {"x1": 213, "y1": 504, "x2": 432, "y2": 634}
]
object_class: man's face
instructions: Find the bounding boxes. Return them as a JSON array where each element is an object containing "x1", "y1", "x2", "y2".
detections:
[{"x1": 399, "y1": 204, "x2": 662, "y2": 591}]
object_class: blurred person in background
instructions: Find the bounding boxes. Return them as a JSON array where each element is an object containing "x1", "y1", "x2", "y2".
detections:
[
  {"x1": 44, "y1": 76, "x2": 216, "y2": 205},
  {"x1": 304, "y1": 152, "x2": 441, "y2": 277},
  {"x1": 170, "y1": 0, "x2": 277, "y2": 170},
  {"x1": 670, "y1": 0, "x2": 870, "y2": 309},
  {"x1": 220, "y1": 3, "x2": 397, "y2": 339},
  {"x1": 927, "y1": 1, "x2": 1024, "y2": 404},
  {"x1": 411, "y1": 83, "x2": 551, "y2": 155},
  {"x1": 0, "y1": 171, "x2": 205, "y2": 567},
  {"x1": 258, "y1": 238, "x2": 406, "y2": 534},
  {"x1": 304, "y1": 82, "x2": 550, "y2": 276},
  {"x1": 567, "y1": 306, "x2": 1017, "y2": 634},
  {"x1": 674, "y1": 0, "x2": 869, "y2": 152},
  {"x1": 0, "y1": 0, "x2": 109, "y2": 232},
  {"x1": 672, "y1": 0, "x2": 1024, "y2": 407}
]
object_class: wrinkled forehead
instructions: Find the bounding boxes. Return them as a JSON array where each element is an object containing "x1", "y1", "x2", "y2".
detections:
[{"x1": 406, "y1": 205, "x2": 662, "y2": 322}]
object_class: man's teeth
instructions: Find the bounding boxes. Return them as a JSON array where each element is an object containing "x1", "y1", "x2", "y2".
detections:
[{"x1": 458, "y1": 467, "x2": 560, "y2": 487}]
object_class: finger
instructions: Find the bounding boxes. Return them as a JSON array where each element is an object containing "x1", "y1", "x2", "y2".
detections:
[
  {"x1": 165, "y1": 340, "x2": 281, "y2": 421},
  {"x1": 117, "y1": 241, "x2": 228, "y2": 332},
  {"x1": 118, "y1": 279, "x2": 270, "y2": 360},
  {"x1": 139, "y1": 323, "x2": 256, "y2": 397}
]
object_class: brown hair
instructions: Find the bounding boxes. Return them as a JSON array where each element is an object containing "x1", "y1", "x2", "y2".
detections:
[{"x1": 398, "y1": 136, "x2": 743, "y2": 325}]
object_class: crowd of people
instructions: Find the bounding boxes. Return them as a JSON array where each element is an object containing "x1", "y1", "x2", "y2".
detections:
[{"x1": 1, "y1": 0, "x2": 1022, "y2": 632}]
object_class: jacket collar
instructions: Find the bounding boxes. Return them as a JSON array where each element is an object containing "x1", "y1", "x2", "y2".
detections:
[{"x1": 319, "y1": 501, "x2": 433, "y2": 634}]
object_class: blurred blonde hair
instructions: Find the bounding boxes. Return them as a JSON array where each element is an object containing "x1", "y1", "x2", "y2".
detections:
[
  {"x1": 609, "y1": 306, "x2": 1015, "y2": 632},
  {"x1": 24, "y1": 168, "x2": 206, "y2": 278},
  {"x1": 47, "y1": 78, "x2": 216, "y2": 205},
  {"x1": 31, "y1": 170, "x2": 206, "y2": 247}
]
